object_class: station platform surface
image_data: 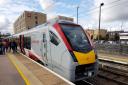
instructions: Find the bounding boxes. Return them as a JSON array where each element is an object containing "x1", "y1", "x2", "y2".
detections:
[
  {"x1": 98, "y1": 53, "x2": 128, "y2": 64},
  {"x1": 3, "y1": 53, "x2": 74, "y2": 85},
  {"x1": 0, "y1": 55, "x2": 25, "y2": 85}
]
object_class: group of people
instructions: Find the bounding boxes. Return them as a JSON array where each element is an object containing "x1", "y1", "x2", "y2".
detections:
[{"x1": 0, "y1": 39, "x2": 17, "y2": 55}]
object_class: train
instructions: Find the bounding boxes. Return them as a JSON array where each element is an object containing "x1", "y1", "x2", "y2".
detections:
[{"x1": 10, "y1": 18, "x2": 99, "y2": 82}]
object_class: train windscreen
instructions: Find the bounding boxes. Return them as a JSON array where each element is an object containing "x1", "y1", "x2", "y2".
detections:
[{"x1": 60, "y1": 24, "x2": 92, "y2": 53}]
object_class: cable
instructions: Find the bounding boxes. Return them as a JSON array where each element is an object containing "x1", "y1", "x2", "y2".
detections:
[
  {"x1": 79, "y1": 0, "x2": 128, "y2": 17},
  {"x1": 79, "y1": 0, "x2": 122, "y2": 14},
  {"x1": 68, "y1": 0, "x2": 122, "y2": 18}
]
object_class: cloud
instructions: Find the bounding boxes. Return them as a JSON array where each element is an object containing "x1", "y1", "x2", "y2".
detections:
[
  {"x1": 0, "y1": 0, "x2": 127, "y2": 34},
  {"x1": 0, "y1": 15, "x2": 10, "y2": 29},
  {"x1": 93, "y1": 0, "x2": 128, "y2": 22},
  {"x1": 0, "y1": 0, "x2": 40, "y2": 34},
  {"x1": 0, "y1": 15, "x2": 11, "y2": 33},
  {"x1": 0, "y1": 0, "x2": 10, "y2": 5},
  {"x1": 39, "y1": 0, "x2": 54, "y2": 10}
]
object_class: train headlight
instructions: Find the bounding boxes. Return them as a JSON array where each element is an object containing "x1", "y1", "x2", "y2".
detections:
[{"x1": 88, "y1": 72, "x2": 92, "y2": 77}]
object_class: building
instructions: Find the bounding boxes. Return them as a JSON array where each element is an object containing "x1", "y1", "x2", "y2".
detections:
[
  {"x1": 93, "y1": 29, "x2": 107, "y2": 39},
  {"x1": 119, "y1": 31, "x2": 128, "y2": 40},
  {"x1": 14, "y1": 11, "x2": 46, "y2": 34},
  {"x1": 119, "y1": 31, "x2": 128, "y2": 44},
  {"x1": 85, "y1": 29, "x2": 94, "y2": 39},
  {"x1": 107, "y1": 31, "x2": 124, "y2": 41}
]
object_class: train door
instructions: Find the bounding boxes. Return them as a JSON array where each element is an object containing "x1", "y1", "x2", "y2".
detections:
[
  {"x1": 19, "y1": 35, "x2": 25, "y2": 54},
  {"x1": 42, "y1": 33, "x2": 47, "y2": 65},
  {"x1": 49, "y1": 30, "x2": 62, "y2": 73},
  {"x1": 42, "y1": 31, "x2": 52, "y2": 69}
]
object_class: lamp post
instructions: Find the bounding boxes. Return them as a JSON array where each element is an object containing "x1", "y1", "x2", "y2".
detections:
[
  {"x1": 98, "y1": 3, "x2": 104, "y2": 42},
  {"x1": 77, "y1": 6, "x2": 79, "y2": 24}
]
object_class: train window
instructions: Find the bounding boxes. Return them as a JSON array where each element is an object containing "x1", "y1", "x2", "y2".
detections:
[
  {"x1": 60, "y1": 24, "x2": 92, "y2": 53},
  {"x1": 24, "y1": 37, "x2": 31, "y2": 49},
  {"x1": 49, "y1": 31, "x2": 60, "y2": 46},
  {"x1": 35, "y1": 21, "x2": 38, "y2": 26}
]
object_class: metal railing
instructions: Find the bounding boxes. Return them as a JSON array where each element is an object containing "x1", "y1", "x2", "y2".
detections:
[{"x1": 95, "y1": 43, "x2": 128, "y2": 56}]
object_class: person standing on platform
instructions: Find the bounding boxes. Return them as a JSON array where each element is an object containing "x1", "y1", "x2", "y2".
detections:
[
  {"x1": 14, "y1": 40, "x2": 17, "y2": 53},
  {"x1": 2, "y1": 40, "x2": 6, "y2": 55},
  {"x1": 11, "y1": 40, "x2": 15, "y2": 53},
  {"x1": 0, "y1": 41, "x2": 3, "y2": 54},
  {"x1": 5, "y1": 39, "x2": 9, "y2": 52},
  {"x1": 9, "y1": 40, "x2": 12, "y2": 52}
]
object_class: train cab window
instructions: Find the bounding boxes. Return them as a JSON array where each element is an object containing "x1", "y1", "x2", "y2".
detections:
[
  {"x1": 24, "y1": 37, "x2": 31, "y2": 49},
  {"x1": 60, "y1": 24, "x2": 92, "y2": 53},
  {"x1": 49, "y1": 31, "x2": 60, "y2": 46}
]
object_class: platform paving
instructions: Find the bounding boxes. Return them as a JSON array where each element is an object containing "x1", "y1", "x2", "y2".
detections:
[
  {"x1": 7, "y1": 53, "x2": 74, "y2": 85},
  {"x1": 0, "y1": 54, "x2": 25, "y2": 85}
]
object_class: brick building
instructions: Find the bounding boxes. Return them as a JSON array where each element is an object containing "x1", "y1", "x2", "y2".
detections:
[{"x1": 14, "y1": 11, "x2": 46, "y2": 34}]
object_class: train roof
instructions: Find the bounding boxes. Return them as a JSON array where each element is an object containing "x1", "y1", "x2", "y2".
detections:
[{"x1": 12, "y1": 19, "x2": 78, "y2": 37}]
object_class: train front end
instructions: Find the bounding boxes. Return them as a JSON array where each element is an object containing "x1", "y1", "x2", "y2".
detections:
[{"x1": 57, "y1": 22, "x2": 98, "y2": 81}]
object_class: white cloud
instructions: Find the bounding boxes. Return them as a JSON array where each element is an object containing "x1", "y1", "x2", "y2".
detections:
[
  {"x1": 0, "y1": 15, "x2": 11, "y2": 33},
  {"x1": 0, "y1": 0, "x2": 39, "y2": 34},
  {"x1": 0, "y1": 15, "x2": 10, "y2": 29},
  {"x1": 0, "y1": 0, "x2": 127, "y2": 34},
  {"x1": 0, "y1": 0, "x2": 10, "y2": 5},
  {"x1": 39, "y1": 0, "x2": 54, "y2": 10}
]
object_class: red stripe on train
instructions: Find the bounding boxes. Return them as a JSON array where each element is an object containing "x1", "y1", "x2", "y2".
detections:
[
  {"x1": 28, "y1": 51, "x2": 39, "y2": 61},
  {"x1": 53, "y1": 23, "x2": 72, "y2": 51}
]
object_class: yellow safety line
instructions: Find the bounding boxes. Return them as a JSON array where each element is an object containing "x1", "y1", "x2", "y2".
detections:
[{"x1": 7, "y1": 54, "x2": 30, "y2": 85}]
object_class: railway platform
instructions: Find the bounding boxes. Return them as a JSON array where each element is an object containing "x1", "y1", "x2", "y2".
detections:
[
  {"x1": 0, "y1": 55, "x2": 25, "y2": 85},
  {"x1": 0, "y1": 53, "x2": 74, "y2": 85},
  {"x1": 98, "y1": 53, "x2": 128, "y2": 64}
]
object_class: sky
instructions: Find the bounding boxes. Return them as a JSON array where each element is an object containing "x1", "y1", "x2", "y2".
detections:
[{"x1": 0, "y1": 0, "x2": 128, "y2": 34}]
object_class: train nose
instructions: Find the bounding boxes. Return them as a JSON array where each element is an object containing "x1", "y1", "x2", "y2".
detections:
[{"x1": 73, "y1": 50, "x2": 96, "y2": 65}]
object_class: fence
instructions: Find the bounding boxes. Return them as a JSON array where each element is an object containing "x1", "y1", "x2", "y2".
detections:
[{"x1": 95, "y1": 43, "x2": 128, "y2": 56}]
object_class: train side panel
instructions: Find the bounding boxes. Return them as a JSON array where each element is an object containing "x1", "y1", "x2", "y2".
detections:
[{"x1": 48, "y1": 25, "x2": 75, "y2": 81}]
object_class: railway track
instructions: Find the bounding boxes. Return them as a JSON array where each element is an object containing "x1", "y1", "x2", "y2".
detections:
[{"x1": 98, "y1": 59, "x2": 128, "y2": 85}]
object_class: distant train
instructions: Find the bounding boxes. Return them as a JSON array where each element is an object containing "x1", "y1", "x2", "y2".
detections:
[{"x1": 10, "y1": 19, "x2": 98, "y2": 82}]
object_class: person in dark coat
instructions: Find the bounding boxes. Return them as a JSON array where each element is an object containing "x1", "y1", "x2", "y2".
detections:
[
  {"x1": 11, "y1": 40, "x2": 17, "y2": 53},
  {"x1": 5, "y1": 39, "x2": 9, "y2": 52},
  {"x1": 11, "y1": 41, "x2": 15, "y2": 53},
  {"x1": 2, "y1": 40, "x2": 6, "y2": 55},
  {"x1": 8, "y1": 40, "x2": 12, "y2": 52},
  {"x1": 0, "y1": 42, "x2": 3, "y2": 54},
  {"x1": 14, "y1": 41, "x2": 17, "y2": 53}
]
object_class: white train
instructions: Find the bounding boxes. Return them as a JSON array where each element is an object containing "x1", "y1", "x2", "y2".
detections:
[{"x1": 11, "y1": 19, "x2": 98, "y2": 82}]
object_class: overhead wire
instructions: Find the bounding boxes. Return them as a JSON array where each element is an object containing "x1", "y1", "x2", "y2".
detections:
[
  {"x1": 79, "y1": 0, "x2": 128, "y2": 17},
  {"x1": 68, "y1": 0, "x2": 122, "y2": 18},
  {"x1": 79, "y1": 0, "x2": 122, "y2": 15},
  {"x1": 81, "y1": 0, "x2": 128, "y2": 30},
  {"x1": 43, "y1": 0, "x2": 128, "y2": 20}
]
